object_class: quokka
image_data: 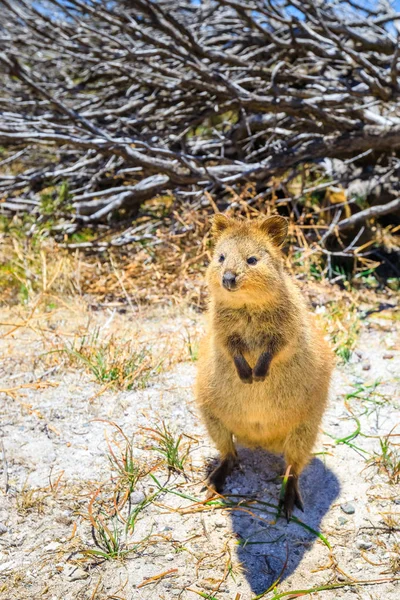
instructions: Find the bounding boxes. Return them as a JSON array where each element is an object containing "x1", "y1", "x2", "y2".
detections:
[{"x1": 195, "y1": 214, "x2": 333, "y2": 519}]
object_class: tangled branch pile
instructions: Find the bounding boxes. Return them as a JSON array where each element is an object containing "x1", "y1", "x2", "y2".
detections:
[{"x1": 0, "y1": 0, "x2": 399, "y2": 278}]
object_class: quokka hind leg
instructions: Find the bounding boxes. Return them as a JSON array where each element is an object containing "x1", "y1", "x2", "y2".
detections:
[
  {"x1": 200, "y1": 407, "x2": 238, "y2": 496},
  {"x1": 282, "y1": 421, "x2": 320, "y2": 521}
]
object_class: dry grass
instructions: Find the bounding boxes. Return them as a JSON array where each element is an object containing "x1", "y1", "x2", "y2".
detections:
[
  {"x1": 0, "y1": 299, "x2": 202, "y2": 402},
  {"x1": 54, "y1": 327, "x2": 160, "y2": 390},
  {"x1": 2, "y1": 190, "x2": 398, "y2": 377},
  {"x1": 16, "y1": 484, "x2": 48, "y2": 515},
  {"x1": 2, "y1": 183, "x2": 397, "y2": 313},
  {"x1": 0, "y1": 219, "x2": 81, "y2": 305},
  {"x1": 368, "y1": 435, "x2": 400, "y2": 485},
  {"x1": 79, "y1": 423, "x2": 161, "y2": 561},
  {"x1": 320, "y1": 299, "x2": 360, "y2": 362},
  {"x1": 0, "y1": 198, "x2": 374, "y2": 370}
]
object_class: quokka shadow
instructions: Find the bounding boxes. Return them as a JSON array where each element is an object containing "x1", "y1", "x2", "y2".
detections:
[{"x1": 212, "y1": 448, "x2": 340, "y2": 595}]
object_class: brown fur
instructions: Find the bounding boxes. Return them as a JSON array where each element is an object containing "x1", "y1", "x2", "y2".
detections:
[{"x1": 195, "y1": 215, "x2": 334, "y2": 519}]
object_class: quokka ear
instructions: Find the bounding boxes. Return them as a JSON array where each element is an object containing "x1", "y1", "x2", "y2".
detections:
[
  {"x1": 210, "y1": 213, "x2": 235, "y2": 239},
  {"x1": 258, "y1": 215, "x2": 288, "y2": 247}
]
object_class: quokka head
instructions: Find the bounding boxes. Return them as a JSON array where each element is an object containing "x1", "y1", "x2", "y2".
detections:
[{"x1": 206, "y1": 214, "x2": 288, "y2": 306}]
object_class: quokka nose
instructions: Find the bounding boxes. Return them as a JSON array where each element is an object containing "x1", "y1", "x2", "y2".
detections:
[{"x1": 222, "y1": 271, "x2": 237, "y2": 289}]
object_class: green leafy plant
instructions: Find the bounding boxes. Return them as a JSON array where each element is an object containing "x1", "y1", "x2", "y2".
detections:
[{"x1": 145, "y1": 422, "x2": 190, "y2": 473}]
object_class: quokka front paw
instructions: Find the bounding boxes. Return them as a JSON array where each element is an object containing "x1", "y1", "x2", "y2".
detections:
[
  {"x1": 233, "y1": 355, "x2": 253, "y2": 384},
  {"x1": 253, "y1": 351, "x2": 272, "y2": 382},
  {"x1": 252, "y1": 369, "x2": 268, "y2": 382},
  {"x1": 253, "y1": 364, "x2": 270, "y2": 381},
  {"x1": 239, "y1": 373, "x2": 253, "y2": 384}
]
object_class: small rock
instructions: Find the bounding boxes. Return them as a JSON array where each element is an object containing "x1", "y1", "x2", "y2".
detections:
[
  {"x1": 44, "y1": 541, "x2": 60, "y2": 552},
  {"x1": 383, "y1": 353, "x2": 394, "y2": 359},
  {"x1": 362, "y1": 363, "x2": 371, "y2": 371},
  {"x1": 0, "y1": 561, "x2": 15, "y2": 574},
  {"x1": 356, "y1": 539, "x2": 373, "y2": 550},
  {"x1": 215, "y1": 520, "x2": 226, "y2": 529},
  {"x1": 337, "y1": 574, "x2": 346, "y2": 582},
  {"x1": 0, "y1": 523, "x2": 7, "y2": 535},
  {"x1": 56, "y1": 510, "x2": 73, "y2": 526},
  {"x1": 130, "y1": 491, "x2": 145, "y2": 504},
  {"x1": 165, "y1": 553, "x2": 175, "y2": 561},
  {"x1": 9, "y1": 536, "x2": 24, "y2": 547},
  {"x1": 393, "y1": 498, "x2": 400, "y2": 505},
  {"x1": 341, "y1": 503, "x2": 355, "y2": 515},
  {"x1": 66, "y1": 566, "x2": 88, "y2": 581}
]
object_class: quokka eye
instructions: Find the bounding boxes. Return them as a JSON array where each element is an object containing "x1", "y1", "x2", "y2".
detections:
[
  {"x1": 247, "y1": 256, "x2": 258, "y2": 265},
  {"x1": 219, "y1": 254, "x2": 225, "y2": 263}
]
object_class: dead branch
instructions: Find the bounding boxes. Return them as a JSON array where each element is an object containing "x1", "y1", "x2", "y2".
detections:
[
  {"x1": 337, "y1": 197, "x2": 400, "y2": 231},
  {"x1": 0, "y1": 0, "x2": 399, "y2": 264}
]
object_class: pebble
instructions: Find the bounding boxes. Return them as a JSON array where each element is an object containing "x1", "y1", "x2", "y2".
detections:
[
  {"x1": 9, "y1": 536, "x2": 24, "y2": 547},
  {"x1": 130, "y1": 491, "x2": 145, "y2": 504},
  {"x1": 356, "y1": 539, "x2": 373, "y2": 550},
  {"x1": 165, "y1": 553, "x2": 175, "y2": 561},
  {"x1": 44, "y1": 541, "x2": 60, "y2": 552},
  {"x1": 0, "y1": 523, "x2": 7, "y2": 535},
  {"x1": 56, "y1": 509, "x2": 73, "y2": 526},
  {"x1": 66, "y1": 566, "x2": 88, "y2": 581},
  {"x1": 0, "y1": 561, "x2": 15, "y2": 574},
  {"x1": 362, "y1": 363, "x2": 371, "y2": 371},
  {"x1": 383, "y1": 353, "x2": 394, "y2": 359},
  {"x1": 341, "y1": 503, "x2": 355, "y2": 515}
]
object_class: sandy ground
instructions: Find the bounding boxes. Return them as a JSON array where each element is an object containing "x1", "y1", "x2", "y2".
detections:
[{"x1": 0, "y1": 297, "x2": 399, "y2": 600}]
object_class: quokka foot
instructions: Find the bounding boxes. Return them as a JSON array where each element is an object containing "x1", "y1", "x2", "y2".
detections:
[
  {"x1": 280, "y1": 474, "x2": 304, "y2": 522},
  {"x1": 206, "y1": 453, "x2": 238, "y2": 498}
]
